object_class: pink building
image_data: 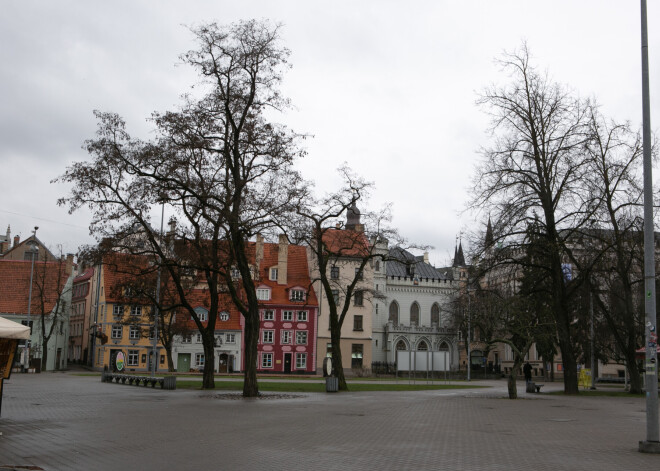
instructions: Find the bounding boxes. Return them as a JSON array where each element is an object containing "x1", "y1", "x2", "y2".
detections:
[{"x1": 248, "y1": 235, "x2": 318, "y2": 374}]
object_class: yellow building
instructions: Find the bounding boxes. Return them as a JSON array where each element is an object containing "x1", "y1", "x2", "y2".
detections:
[{"x1": 90, "y1": 254, "x2": 166, "y2": 373}]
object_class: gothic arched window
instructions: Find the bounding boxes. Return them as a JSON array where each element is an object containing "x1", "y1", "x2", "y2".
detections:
[
  {"x1": 389, "y1": 301, "x2": 399, "y2": 325},
  {"x1": 410, "y1": 302, "x2": 420, "y2": 326},
  {"x1": 431, "y1": 304, "x2": 440, "y2": 326}
]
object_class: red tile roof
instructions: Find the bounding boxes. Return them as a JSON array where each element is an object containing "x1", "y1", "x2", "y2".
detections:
[
  {"x1": 255, "y1": 243, "x2": 318, "y2": 307},
  {"x1": 0, "y1": 260, "x2": 69, "y2": 315},
  {"x1": 322, "y1": 228, "x2": 370, "y2": 257}
]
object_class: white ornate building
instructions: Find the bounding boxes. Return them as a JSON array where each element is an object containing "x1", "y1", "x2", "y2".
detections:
[{"x1": 372, "y1": 246, "x2": 463, "y2": 373}]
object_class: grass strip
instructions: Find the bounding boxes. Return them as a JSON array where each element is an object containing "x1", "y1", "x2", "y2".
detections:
[{"x1": 175, "y1": 380, "x2": 487, "y2": 393}]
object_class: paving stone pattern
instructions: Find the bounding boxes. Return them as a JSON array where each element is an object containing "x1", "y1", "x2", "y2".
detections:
[{"x1": 0, "y1": 373, "x2": 657, "y2": 470}]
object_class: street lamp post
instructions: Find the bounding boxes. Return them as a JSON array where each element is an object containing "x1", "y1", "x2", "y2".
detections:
[
  {"x1": 151, "y1": 203, "x2": 165, "y2": 377},
  {"x1": 639, "y1": 0, "x2": 660, "y2": 453},
  {"x1": 24, "y1": 227, "x2": 39, "y2": 372},
  {"x1": 467, "y1": 294, "x2": 471, "y2": 382}
]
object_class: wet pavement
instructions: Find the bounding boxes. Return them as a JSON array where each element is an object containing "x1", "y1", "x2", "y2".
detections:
[{"x1": 0, "y1": 371, "x2": 657, "y2": 470}]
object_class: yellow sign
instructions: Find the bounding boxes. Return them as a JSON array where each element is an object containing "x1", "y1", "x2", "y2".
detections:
[{"x1": 579, "y1": 369, "x2": 591, "y2": 389}]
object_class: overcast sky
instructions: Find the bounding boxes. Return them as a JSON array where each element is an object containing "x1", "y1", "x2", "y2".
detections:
[{"x1": 1, "y1": 1, "x2": 658, "y2": 267}]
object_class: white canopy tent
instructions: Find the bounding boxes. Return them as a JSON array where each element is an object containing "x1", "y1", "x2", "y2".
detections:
[{"x1": 0, "y1": 316, "x2": 30, "y2": 340}]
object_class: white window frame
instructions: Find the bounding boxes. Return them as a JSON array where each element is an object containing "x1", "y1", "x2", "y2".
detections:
[
  {"x1": 130, "y1": 305, "x2": 142, "y2": 316},
  {"x1": 263, "y1": 310, "x2": 275, "y2": 321},
  {"x1": 282, "y1": 310, "x2": 293, "y2": 321},
  {"x1": 262, "y1": 330, "x2": 274, "y2": 344},
  {"x1": 269, "y1": 267, "x2": 278, "y2": 281},
  {"x1": 296, "y1": 353, "x2": 307, "y2": 369},
  {"x1": 290, "y1": 290, "x2": 305, "y2": 302},
  {"x1": 181, "y1": 333, "x2": 192, "y2": 344},
  {"x1": 113, "y1": 304, "x2": 123, "y2": 317},
  {"x1": 261, "y1": 353, "x2": 273, "y2": 369},
  {"x1": 111, "y1": 324, "x2": 122, "y2": 339},
  {"x1": 281, "y1": 330, "x2": 292, "y2": 344},
  {"x1": 226, "y1": 333, "x2": 235, "y2": 344},
  {"x1": 296, "y1": 330, "x2": 308, "y2": 345},
  {"x1": 219, "y1": 311, "x2": 230, "y2": 321},
  {"x1": 127, "y1": 350, "x2": 139, "y2": 366},
  {"x1": 129, "y1": 325, "x2": 140, "y2": 340},
  {"x1": 297, "y1": 311, "x2": 308, "y2": 322},
  {"x1": 195, "y1": 353, "x2": 205, "y2": 368},
  {"x1": 256, "y1": 288, "x2": 271, "y2": 301}
]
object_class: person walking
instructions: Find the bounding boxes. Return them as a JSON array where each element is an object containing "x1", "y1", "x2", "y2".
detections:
[{"x1": 523, "y1": 362, "x2": 532, "y2": 383}]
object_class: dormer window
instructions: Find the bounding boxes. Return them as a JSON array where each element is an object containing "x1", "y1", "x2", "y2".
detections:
[
  {"x1": 231, "y1": 267, "x2": 240, "y2": 280},
  {"x1": 219, "y1": 311, "x2": 230, "y2": 321},
  {"x1": 290, "y1": 289, "x2": 305, "y2": 302},
  {"x1": 194, "y1": 307, "x2": 208, "y2": 322},
  {"x1": 269, "y1": 267, "x2": 278, "y2": 281},
  {"x1": 257, "y1": 288, "x2": 271, "y2": 301}
]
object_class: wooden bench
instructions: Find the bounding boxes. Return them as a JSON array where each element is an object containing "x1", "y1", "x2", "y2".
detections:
[{"x1": 103, "y1": 373, "x2": 175, "y2": 390}]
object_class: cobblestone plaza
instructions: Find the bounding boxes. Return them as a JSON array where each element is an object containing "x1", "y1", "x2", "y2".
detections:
[{"x1": 1, "y1": 372, "x2": 659, "y2": 470}]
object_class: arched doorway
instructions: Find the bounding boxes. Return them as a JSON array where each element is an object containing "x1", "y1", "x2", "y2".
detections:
[{"x1": 218, "y1": 353, "x2": 229, "y2": 373}]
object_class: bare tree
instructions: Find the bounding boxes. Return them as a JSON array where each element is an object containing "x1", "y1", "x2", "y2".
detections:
[
  {"x1": 582, "y1": 111, "x2": 646, "y2": 393},
  {"x1": 31, "y1": 251, "x2": 72, "y2": 371},
  {"x1": 292, "y1": 169, "x2": 410, "y2": 390},
  {"x1": 57, "y1": 20, "x2": 305, "y2": 396},
  {"x1": 471, "y1": 44, "x2": 595, "y2": 394}
]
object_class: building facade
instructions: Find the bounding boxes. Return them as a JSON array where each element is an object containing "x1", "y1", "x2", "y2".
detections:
[
  {"x1": 92, "y1": 254, "x2": 166, "y2": 373},
  {"x1": 253, "y1": 235, "x2": 318, "y2": 374},
  {"x1": 311, "y1": 209, "x2": 374, "y2": 374},
  {"x1": 373, "y1": 246, "x2": 461, "y2": 373},
  {"x1": 69, "y1": 267, "x2": 94, "y2": 364}
]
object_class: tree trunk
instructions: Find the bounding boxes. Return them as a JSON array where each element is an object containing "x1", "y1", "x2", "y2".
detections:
[
  {"x1": 551, "y1": 255, "x2": 579, "y2": 394},
  {"x1": 331, "y1": 334, "x2": 348, "y2": 391},
  {"x1": 166, "y1": 347, "x2": 175, "y2": 373},
  {"x1": 242, "y1": 307, "x2": 260, "y2": 397},
  {"x1": 201, "y1": 333, "x2": 215, "y2": 389},
  {"x1": 507, "y1": 370, "x2": 518, "y2": 399},
  {"x1": 328, "y1": 310, "x2": 348, "y2": 391},
  {"x1": 41, "y1": 338, "x2": 48, "y2": 372}
]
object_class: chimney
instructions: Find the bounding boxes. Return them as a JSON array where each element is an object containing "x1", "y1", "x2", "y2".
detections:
[
  {"x1": 423, "y1": 252, "x2": 429, "y2": 264},
  {"x1": 13, "y1": 235, "x2": 19, "y2": 248},
  {"x1": 168, "y1": 217, "x2": 176, "y2": 236},
  {"x1": 65, "y1": 253, "x2": 74, "y2": 276},
  {"x1": 277, "y1": 234, "x2": 288, "y2": 285},
  {"x1": 256, "y1": 234, "x2": 264, "y2": 279}
]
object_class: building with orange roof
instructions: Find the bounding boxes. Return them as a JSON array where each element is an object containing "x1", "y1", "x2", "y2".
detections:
[
  {"x1": 69, "y1": 267, "x2": 95, "y2": 365},
  {"x1": 91, "y1": 253, "x2": 168, "y2": 373},
  {"x1": 170, "y1": 289, "x2": 243, "y2": 373},
  {"x1": 309, "y1": 208, "x2": 375, "y2": 374},
  {"x1": 0, "y1": 247, "x2": 75, "y2": 371},
  {"x1": 250, "y1": 234, "x2": 318, "y2": 374}
]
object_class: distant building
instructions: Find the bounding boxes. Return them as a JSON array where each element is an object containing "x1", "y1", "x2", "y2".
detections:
[
  {"x1": 69, "y1": 267, "x2": 95, "y2": 365},
  {"x1": 310, "y1": 207, "x2": 374, "y2": 374},
  {"x1": 373, "y1": 246, "x2": 461, "y2": 373},
  {"x1": 0, "y1": 247, "x2": 74, "y2": 371},
  {"x1": 92, "y1": 253, "x2": 166, "y2": 373},
  {"x1": 253, "y1": 235, "x2": 318, "y2": 374}
]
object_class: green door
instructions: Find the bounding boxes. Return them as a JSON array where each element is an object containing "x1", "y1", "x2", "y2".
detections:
[{"x1": 177, "y1": 353, "x2": 191, "y2": 372}]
